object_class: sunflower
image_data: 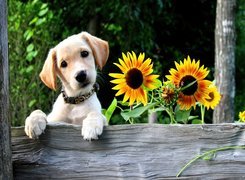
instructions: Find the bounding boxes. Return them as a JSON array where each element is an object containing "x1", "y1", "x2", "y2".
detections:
[
  {"x1": 239, "y1": 111, "x2": 245, "y2": 122},
  {"x1": 202, "y1": 85, "x2": 221, "y2": 110},
  {"x1": 166, "y1": 56, "x2": 212, "y2": 110},
  {"x1": 161, "y1": 81, "x2": 179, "y2": 106},
  {"x1": 109, "y1": 51, "x2": 159, "y2": 106}
]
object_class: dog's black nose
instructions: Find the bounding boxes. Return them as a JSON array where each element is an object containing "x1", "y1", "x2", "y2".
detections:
[{"x1": 75, "y1": 70, "x2": 87, "y2": 83}]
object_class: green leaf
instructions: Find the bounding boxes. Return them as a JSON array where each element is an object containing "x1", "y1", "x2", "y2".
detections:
[
  {"x1": 28, "y1": 99, "x2": 37, "y2": 108},
  {"x1": 29, "y1": 17, "x2": 38, "y2": 25},
  {"x1": 121, "y1": 103, "x2": 156, "y2": 121},
  {"x1": 102, "y1": 109, "x2": 106, "y2": 114},
  {"x1": 117, "y1": 100, "x2": 130, "y2": 107},
  {"x1": 106, "y1": 24, "x2": 122, "y2": 32},
  {"x1": 105, "y1": 98, "x2": 117, "y2": 123},
  {"x1": 38, "y1": 8, "x2": 49, "y2": 17},
  {"x1": 24, "y1": 30, "x2": 34, "y2": 41},
  {"x1": 41, "y1": 3, "x2": 48, "y2": 9},
  {"x1": 31, "y1": 0, "x2": 38, "y2": 5},
  {"x1": 188, "y1": 116, "x2": 199, "y2": 121},
  {"x1": 25, "y1": 65, "x2": 34, "y2": 73},
  {"x1": 150, "y1": 107, "x2": 167, "y2": 112},
  {"x1": 175, "y1": 105, "x2": 191, "y2": 124},
  {"x1": 191, "y1": 119, "x2": 203, "y2": 124},
  {"x1": 26, "y1": 50, "x2": 38, "y2": 62},
  {"x1": 36, "y1": 18, "x2": 46, "y2": 26},
  {"x1": 26, "y1": 43, "x2": 34, "y2": 52},
  {"x1": 30, "y1": 82, "x2": 37, "y2": 89}
]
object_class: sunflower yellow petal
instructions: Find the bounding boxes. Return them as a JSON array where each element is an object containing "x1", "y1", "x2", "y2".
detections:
[
  {"x1": 110, "y1": 78, "x2": 125, "y2": 84},
  {"x1": 114, "y1": 63, "x2": 127, "y2": 72},
  {"x1": 122, "y1": 90, "x2": 130, "y2": 103},
  {"x1": 109, "y1": 73, "x2": 125, "y2": 79},
  {"x1": 140, "y1": 58, "x2": 151, "y2": 70},
  {"x1": 175, "y1": 61, "x2": 181, "y2": 71},
  {"x1": 112, "y1": 83, "x2": 127, "y2": 90},
  {"x1": 123, "y1": 52, "x2": 132, "y2": 68},
  {"x1": 139, "y1": 88, "x2": 148, "y2": 106},
  {"x1": 137, "y1": 53, "x2": 145, "y2": 67},
  {"x1": 144, "y1": 80, "x2": 158, "y2": 89},
  {"x1": 129, "y1": 89, "x2": 136, "y2": 105},
  {"x1": 119, "y1": 58, "x2": 129, "y2": 70},
  {"x1": 115, "y1": 86, "x2": 128, "y2": 96},
  {"x1": 130, "y1": 51, "x2": 137, "y2": 67},
  {"x1": 145, "y1": 74, "x2": 160, "y2": 80}
]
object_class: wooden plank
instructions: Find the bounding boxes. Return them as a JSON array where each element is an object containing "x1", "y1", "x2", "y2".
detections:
[
  {"x1": 0, "y1": 0, "x2": 13, "y2": 179},
  {"x1": 12, "y1": 124, "x2": 245, "y2": 179}
]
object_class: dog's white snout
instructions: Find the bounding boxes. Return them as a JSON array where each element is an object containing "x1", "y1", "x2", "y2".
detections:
[{"x1": 75, "y1": 70, "x2": 87, "y2": 83}]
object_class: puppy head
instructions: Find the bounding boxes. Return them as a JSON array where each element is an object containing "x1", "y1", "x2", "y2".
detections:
[{"x1": 39, "y1": 32, "x2": 109, "y2": 93}]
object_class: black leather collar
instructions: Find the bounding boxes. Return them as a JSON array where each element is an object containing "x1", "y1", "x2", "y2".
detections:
[{"x1": 61, "y1": 83, "x2": 99, "y2": 104}]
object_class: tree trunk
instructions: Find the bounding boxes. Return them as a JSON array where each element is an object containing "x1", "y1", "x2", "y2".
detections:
[
  {"x1": 213, "y1": 0, "x2": 236, "y2": 123},
  {"x1": 0, "y1": 0, "x2": 13, "y2": 179},
  {"x1": 87, "y1": 16, "x2": 98, "y2": 35}
]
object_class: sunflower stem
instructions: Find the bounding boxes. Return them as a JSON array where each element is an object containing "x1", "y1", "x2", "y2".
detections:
[
  {"x1": 129, "y1": 105, "x2": 134, "y2": 124},
  {"x1": 150, "y1": 90, "x2": 154, "y2": 104},
  {"x1": 176, "y1": 145, "x2": 245, "y2": 177},
  {"x1": 201, "y1": 105, "x2": 205, "y2": 124},
  {"x1": 166, "y1": 106, "x2": 175, "y2": 124}
]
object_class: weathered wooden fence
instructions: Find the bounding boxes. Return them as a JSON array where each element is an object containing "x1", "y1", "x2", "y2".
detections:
[
  {"x1": 0, "y1": 0, "x2": 13, "y2": 179},
  {"x1": 2, "y1": 0, "x2": 244, "y2": 179},
  {"x1": 12, "y1": 123, "x2": 245, "y2": 179}
]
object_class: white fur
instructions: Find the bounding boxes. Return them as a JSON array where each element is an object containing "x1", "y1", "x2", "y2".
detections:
[{"x1": 25, "y1": 32, "x2": 108, "y2": 140}]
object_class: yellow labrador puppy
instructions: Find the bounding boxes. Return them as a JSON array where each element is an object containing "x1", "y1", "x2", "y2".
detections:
[{"x1": 25, "y1": 32, "x2": 109, "y2": 140}]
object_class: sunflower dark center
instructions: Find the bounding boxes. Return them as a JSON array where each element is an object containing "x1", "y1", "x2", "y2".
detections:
[
  {"x1": 206, "y1": 92, "x2": 214, "y2": 102},
  {"x1": 180, "y1": 75, "x2": 198, "y2": 95},
  {"x1": 126, "y1": 68, "x2": 143, "y2": 89}
]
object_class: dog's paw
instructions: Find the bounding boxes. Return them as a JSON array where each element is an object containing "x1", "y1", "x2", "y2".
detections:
[
  {"x1": 25, "y1": 110, "x2": 47, "y2": 139},
  {"x1": 81, "y1": 113, "x2": 105, "y2": 141}
]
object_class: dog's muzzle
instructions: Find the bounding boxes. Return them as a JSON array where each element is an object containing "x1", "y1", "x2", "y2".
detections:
[
  {"x1": 75, "y1": 70, "x2": 90, "y2": 87},
  {"x1": 75, "y1": 70, "x2": 87, "y2": 83}
]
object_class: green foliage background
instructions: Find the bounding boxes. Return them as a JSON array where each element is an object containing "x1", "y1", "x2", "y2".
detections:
[{"x1": 8, "y1": 0, "x2": 245, "y2": 126}]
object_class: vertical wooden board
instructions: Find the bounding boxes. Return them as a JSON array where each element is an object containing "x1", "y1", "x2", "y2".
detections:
[
  {"x1": 214, "y1": 0, "x2": 236, "y2": 123},
  {"x1": 0, "y1": 0, "x2": 13, "y2": 179}
]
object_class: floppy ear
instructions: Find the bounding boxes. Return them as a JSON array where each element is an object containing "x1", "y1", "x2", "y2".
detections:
[
  {"x1": 81, "y1": 32, "x2": 109, "y2": 70},
  {"x1": 39, "y1": 48, "x2": 57, "y2": 90}
]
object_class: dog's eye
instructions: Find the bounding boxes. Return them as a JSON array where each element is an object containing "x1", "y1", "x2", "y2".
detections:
[
  {"x1": 61, "y1": 61, "x2": 68, "y2": 68},
  {"x1": 81, "y1": 51, "x2": 89, "y2": 58}
]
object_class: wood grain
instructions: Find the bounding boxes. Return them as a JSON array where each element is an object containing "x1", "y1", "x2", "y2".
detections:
[
  {"x1": 12, "y1": 124, "x2": 245, "y2": 179},
  {"x1": 0, "y1": 0, "x2": 13, "y2": 179},
  {"x1": 214, "y1": 0, "x2": 236, "y2": 123}
]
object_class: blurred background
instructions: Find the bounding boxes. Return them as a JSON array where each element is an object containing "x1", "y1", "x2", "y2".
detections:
[{"x1": 8, "y1": 0, "x2": 244, "y2": 126}]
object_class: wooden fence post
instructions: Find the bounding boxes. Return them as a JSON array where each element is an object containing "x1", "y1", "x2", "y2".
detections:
[
  {"x1": 213, "y1": 0, "x2": 236, "y2": 123},
  {"x1": 0, "y1": 0, "x2": 13, "y2": 179}
]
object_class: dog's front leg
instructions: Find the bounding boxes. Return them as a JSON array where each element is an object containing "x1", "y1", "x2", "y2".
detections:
[
  {"x1": 82, "y1": 111, "x2": 106, "y2": 140},
  {"x1": 25, "y1": 110, "x2": 47, "y2": 139}
]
